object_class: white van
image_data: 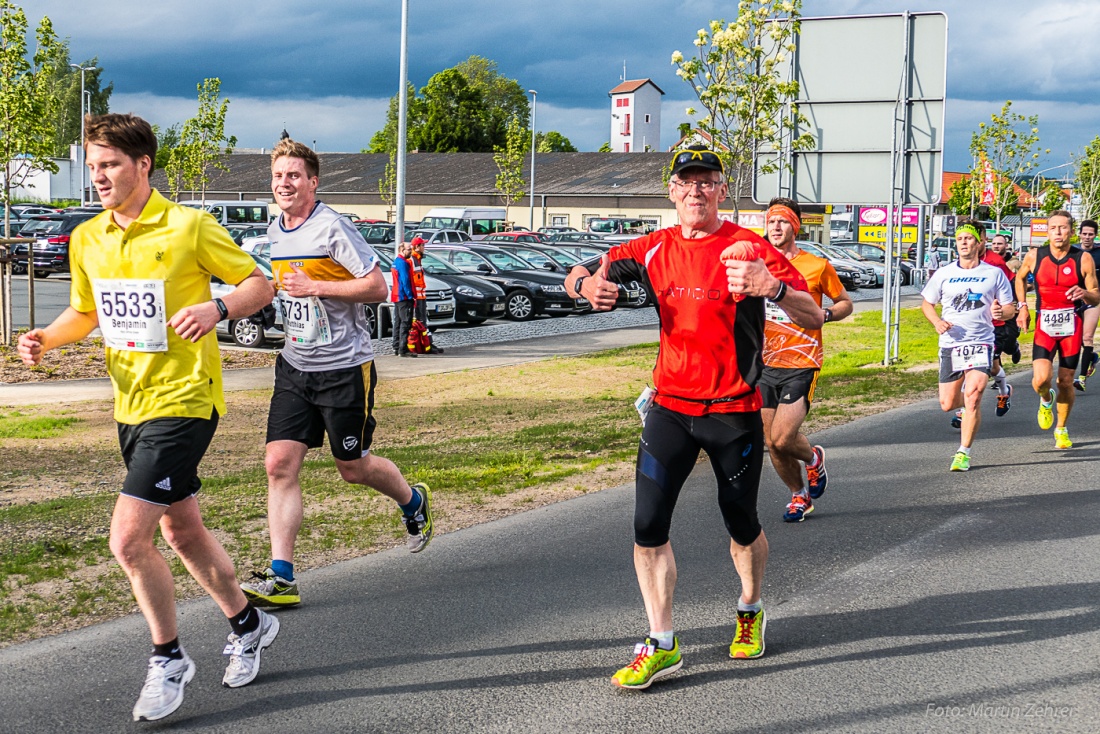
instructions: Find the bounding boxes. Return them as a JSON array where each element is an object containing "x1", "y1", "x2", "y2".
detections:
[
  {"x1": 420, "y1": 207, "x2": 507, "y2": 239},
  {"x1": 179, "y1": 200, "x2": 270, "y2": 226}
]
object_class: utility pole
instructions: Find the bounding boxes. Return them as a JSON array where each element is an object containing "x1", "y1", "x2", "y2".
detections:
[{"x1": 528, "y1": 89, "x2": 537, "y2": 230}]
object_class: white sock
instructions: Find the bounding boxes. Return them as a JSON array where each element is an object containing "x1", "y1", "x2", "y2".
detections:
[
  {"x1": 738, "y1": 598, "x2": 763, "y2": 614},
  {"x1": 957, "y1": 445, "x2": 970, "y2": 456},
  {"x1": 649, "y1": 630, "x2": 675, "y2": 650},
  {"x1": 993, "y1": 368, "x2": 1008, "y2": 395}
]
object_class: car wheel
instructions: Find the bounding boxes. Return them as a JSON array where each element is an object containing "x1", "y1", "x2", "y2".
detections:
[
  {"x1": 12, "y1": 262, "x2": 26, "y2": 275},
  {"x1": 230, "y1": 319, "x2": 265, "y2": 348},
  {"x1": 33, "y1": 270, "x2": 49, "y2": 279},
  {"x1": 363, "y1": 304, "x2": 379, "y2": 338},
  {"x1": 635, "y1": 286, "x2": 650, "y2": 308},
  {"x1": 505, "y1": 291, "x2": 535, "y2": 321}
]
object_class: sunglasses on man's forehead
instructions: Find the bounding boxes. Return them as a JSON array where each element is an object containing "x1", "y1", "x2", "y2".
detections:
[{"x1": 670, "y1": 149, "x2": 724, "y2": 173}]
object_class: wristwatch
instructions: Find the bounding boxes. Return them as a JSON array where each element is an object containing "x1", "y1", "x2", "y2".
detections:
[
  {"x1": 574, "y1": 276, "x2": 586, "y2": 296},
  {"x1": 213, "y1": 297, "x2": 229, "y2": 320},
  {"x1": 823, "y1": 307, "x2": 832, "y2": 323}
]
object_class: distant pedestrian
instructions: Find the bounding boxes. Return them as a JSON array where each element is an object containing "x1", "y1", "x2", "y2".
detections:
[{"x1": 391, "y1": 241, "x2": 418, "y2": 357}]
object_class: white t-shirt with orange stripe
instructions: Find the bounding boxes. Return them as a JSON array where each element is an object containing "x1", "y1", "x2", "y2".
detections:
[{"x1": 268, "y1": 201, "x2": 380, "y2": 371}]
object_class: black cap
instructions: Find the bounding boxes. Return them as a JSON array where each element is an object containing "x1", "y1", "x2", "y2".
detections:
[{"x1": 669, "y1": 145, "x2": 724, "y2": 177}]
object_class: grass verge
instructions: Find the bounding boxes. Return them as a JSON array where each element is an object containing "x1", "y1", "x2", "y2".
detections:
[{"x1": 0, "y1": 307, "x2": 1034, "y2": 646}]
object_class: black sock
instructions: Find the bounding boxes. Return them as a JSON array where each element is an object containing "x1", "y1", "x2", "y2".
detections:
[
  {"x1": 229, "y1": 603, "x2": 260, "y2": 636},
  {"x1": 1082, "y1": 347, "x2": 1095, "y2": 375},
  {"x1": 152, "y1": 637, "x2": 184, "y2": 660}
]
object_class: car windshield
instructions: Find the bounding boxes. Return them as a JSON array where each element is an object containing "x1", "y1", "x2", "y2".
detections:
[
  {"x1": 480, "y1": 249, "x2": 532, "y2": 270},
  {"x1": 449, "y1": 249, "x2": 494, "y2": 272},
  {"x1": 831, "y1": 245, "x2": 864, "y2": 260},
  {"x1": 421, "y1": 253, "x2": 462, "y2": 275},
  {"x1": 28, "y1": 219, "x2": 63, "y2": 234},
  {"x1": 798, "y1": 242, "x2": 829, "y2": 258},
  {"x1": 542, "y1": 248, "x2": 579, "y2": 266},
  {"x1": 513, "y1": 249, "x2": 553, "y2": 268}
]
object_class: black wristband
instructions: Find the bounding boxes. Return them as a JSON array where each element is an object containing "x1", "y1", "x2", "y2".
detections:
[
  {"x1": 574, "y1": 276, "x2": 586, "y2": 296},
  {"x1": 823, "y1": 307, "x2": 832, "y2": 323},
  {"x1": 213, "y1": 298, "x2": 229, "y2": 320},
  {"x1": 772, "y1": 280, "x2": 787, "y2": 302}
]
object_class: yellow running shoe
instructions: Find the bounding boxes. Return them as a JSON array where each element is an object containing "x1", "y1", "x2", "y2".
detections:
[
  {"x1": 729, "y1": 606, "x2": 766, "y2": 659},
  {"x1": 611, "y1": 638, "x2": 682, "y2": 689},
  {"x1": 1037, "y1": 389, "x2": 1055, "y2": 431},
  {"x1": 1054, "y1": 427, "x2": 1073, "y2": 450}
]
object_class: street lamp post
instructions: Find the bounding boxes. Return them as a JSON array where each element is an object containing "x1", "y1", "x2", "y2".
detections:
[
  {"x1": 528, "y1": 89, "x2": 537, "y2": 231},
  {"x1": 70, "y1": 64, "x2": 95, "y2": 207}
]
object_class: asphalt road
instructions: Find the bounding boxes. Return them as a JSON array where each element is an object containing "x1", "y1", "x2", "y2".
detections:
[{"x1": 3, "y1": 371, "x2": 1099, "y2": 733}]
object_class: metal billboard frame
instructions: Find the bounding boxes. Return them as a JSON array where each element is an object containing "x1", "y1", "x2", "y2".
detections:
[{"x1": 754, "y1": 11, "x2": 948, "y2": 365}]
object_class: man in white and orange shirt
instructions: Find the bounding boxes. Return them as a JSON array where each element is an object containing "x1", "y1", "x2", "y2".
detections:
[{"x1": 760, "y1": 198, "x2": 853, "y2": 522}]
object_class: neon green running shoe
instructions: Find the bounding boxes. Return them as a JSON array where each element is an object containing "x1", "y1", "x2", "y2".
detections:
[
  {"x1": 729, "y1": 606, "x2": 766, "y2": 659},
  {"x1": 240, "y1": 568, "x2": 300, "y2": 607},
  {"x1": 611, "y1": 638, "x2": 682, "y2": 689},
  {"x1": 404, "y1": 483, "x2": 434, "y2": 553},
  {"x1": 1037, "y1": 389, "x2": 1055, "y2": 430},
  {"x1": 1054, "y1": 427, "x2": 1073, "y2": 450},
  {"x1": 949, "y1": 451, "x2": 970, "y2": 472}
]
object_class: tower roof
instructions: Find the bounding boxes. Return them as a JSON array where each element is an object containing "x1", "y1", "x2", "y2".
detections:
[{"x1": 608, "y1": 78, "x2": 665, "y2": 96}]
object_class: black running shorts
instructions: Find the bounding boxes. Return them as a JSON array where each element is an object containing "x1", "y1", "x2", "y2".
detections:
[
  {"x1": 118, "y1": 409, "x2": 219, "y2": 506},
  {"x1": 757, "y1": 367, "x2": 819, "y2": 410},
  {"x1": 634, "y1": 404, "x2": 764, "y2": 548},
  {"x1": 266, "y1": 355, "x2": 377, "y2": 461},
  {"x1": 993, "y1": 322, "x2": 1020, "y2": 360}
]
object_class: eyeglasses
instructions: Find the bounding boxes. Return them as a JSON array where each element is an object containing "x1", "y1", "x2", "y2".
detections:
[
  {"x1": 670, "y1": 179, "x2": 721, "y2": 192},
  {"x1": 670, "y1": 149, "x2": 724, "y2": 173}
]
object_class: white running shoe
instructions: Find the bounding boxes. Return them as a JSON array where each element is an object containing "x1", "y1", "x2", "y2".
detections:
[
  {"x1": 131, "y1": 652, "x2": 196, "y2": 722},
  {"x1": 222, "y1": 608, "x2": 280, "y2": 688}
]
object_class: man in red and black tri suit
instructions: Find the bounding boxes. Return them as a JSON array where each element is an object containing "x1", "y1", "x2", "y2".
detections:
[
  {"x1": 1015, "y1": 210, "x2": 1100, "y2": 448},
  {"x1": 565, "y1": 145, "x2": 823, "y2": 689}
]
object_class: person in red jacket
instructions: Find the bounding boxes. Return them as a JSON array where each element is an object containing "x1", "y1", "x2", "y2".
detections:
[
  {"x1": 409, "y1": 236, "x2": 444, "y2": 354},
  {"x1": 565, "y1": 146, "x2": 822, "y2": 690},
  {"x1": 390, "y1": 241, "x2": 417, "y2": 357}
]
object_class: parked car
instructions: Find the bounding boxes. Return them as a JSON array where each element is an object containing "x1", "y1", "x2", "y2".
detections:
[
  {"x1": 226, "y1": 224, "x2": 269, "y2": 245},
  {"x1": 212, "y1": 253, "x2": 283, "y2": 348},
  {"x1": 427, "y1": 243, "x2": 580, "y2": 320},
  {"x1": 587, "y1": 217, "x2": 652, "y2": 236},
  {"x1": 906, "y1": 236, "x2": 955, "y2": 263},
  {"x1": 12, "y1": 211, "x2": 98, "y2": 277},
  {"x1": 833, "y1": 241, "x2": 915, "y2": 286},
  {"x1": 358, "y1": 222, "x2": 418, "y2": 246},
  {"x1": 360, "y1": 250, "x2": 456, "y2": 338},
  {"x1": 492, "y1": 242, "x2": 644, "y2": 307},
  {"x1": 794, "y1": 240, "x2": 870, "y2": 290},
  {"x1": 546, "y1": 231, "x2": 611, "y2": 245},
  {"x1": 482, "y1": 231, "x2": 548, "y2": 244},
  {"x1": 821, "y1": 243, "x2": 885, "y2": 287},
  {"x1": 538, "y1": 226, "x2": 577, "y2": 234},
  {"x1": 10, "y1": 204, "x2": 60, "y2": 217},
  {"x1": 405, "y1": 228, "x2": 473, "y2": 245},
  {"x1": 375, "y1": 248, "x2": 506, "y2": 325}
]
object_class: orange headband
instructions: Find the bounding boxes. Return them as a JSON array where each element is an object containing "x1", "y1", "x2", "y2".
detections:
[{"x1": 766, "y1": 205, "x2": 801, "y2": 233}]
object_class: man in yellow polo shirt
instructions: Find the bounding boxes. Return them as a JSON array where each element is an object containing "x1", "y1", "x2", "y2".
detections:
[{"x1": 17, "y1": 113, "x2": 277, "y2": 723}]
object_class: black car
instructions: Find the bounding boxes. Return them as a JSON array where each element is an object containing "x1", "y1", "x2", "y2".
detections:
[
  {"x1": 427, "y1": 243, "x2": 580, "y2": 321},
  {"x1": 493, "y1": 242, "x2": 645, "y2": 308},
  {"x1": 833, "y1": 240, "x2": 915, "y2": 286},
  {"x1": 12, "y1": 211, "x2": 98, "y2": 277},
  {"x1": 375, "y1": 248, "x2": 506, "y2": 324},
  {"x1": 545, "y1": 231, "x2": 610, "y2": 245},
  {"x1": 358, "y1": 222, "x2": 418, "y2": 246}
]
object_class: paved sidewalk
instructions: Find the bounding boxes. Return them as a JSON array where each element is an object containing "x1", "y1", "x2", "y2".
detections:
[{"x1": 0, "y1": 325, "x2": 660, "y2": 407}]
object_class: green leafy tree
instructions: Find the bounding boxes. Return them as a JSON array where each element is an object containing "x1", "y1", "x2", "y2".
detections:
[
  {"x1": 1072, "y1": 136, "x2": 1100, "y2": 221},
  {"x1": 535, "y1": 131, "x2": 577, "y2": 153},
  {"x1": 41, "y1": 41, "x2": 112, "y2": 157},
  {"x1": 165, "y1": 78, "x2": 237, "y2": 201},
  {"x1": 598, "y1": 141, "x2": 612, "y2": 153},
  {"x1": 366, "y1": 57, "x2": 529, "y2": 154},
  {"x1": 453, "y1": 55, "x2": 529, "y2": 147},
  {"x1": 378, "y1": 149, "x2": 396, "y2": 216},
  {"x1": 945, "y1": 176, "x2": 978, "y2": 216},
  {"x1": 1038, "y1": 179, "x2": 1067, "y2": 216},
  {"x1": 494, "y1": 115, "x2": 528, "y2": 208},
  {"x1": 968, "y1": 100, "x2": 1048, "y2": 228},
  {"x1": 152, "y1": 123, "x2": 181, "y2": 171},
  {"x1": 411, "y1": 69, "x2": 490, "y2": 153},
  {"x1": 672, "y1": 0, "x2": 814, "y2": 215},
  {"x1": 0, "y1": 0, "x2": 63, "y2": 341}
]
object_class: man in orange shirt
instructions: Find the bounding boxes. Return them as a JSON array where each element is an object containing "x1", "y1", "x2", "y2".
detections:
[{"x1": 759, "y1": 198, "x2": 852, "y2": 522}]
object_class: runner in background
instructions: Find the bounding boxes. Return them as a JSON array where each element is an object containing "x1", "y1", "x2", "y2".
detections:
[{"x1": 1074, "y1": 219, "x2": 1100, "y2": 390}]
